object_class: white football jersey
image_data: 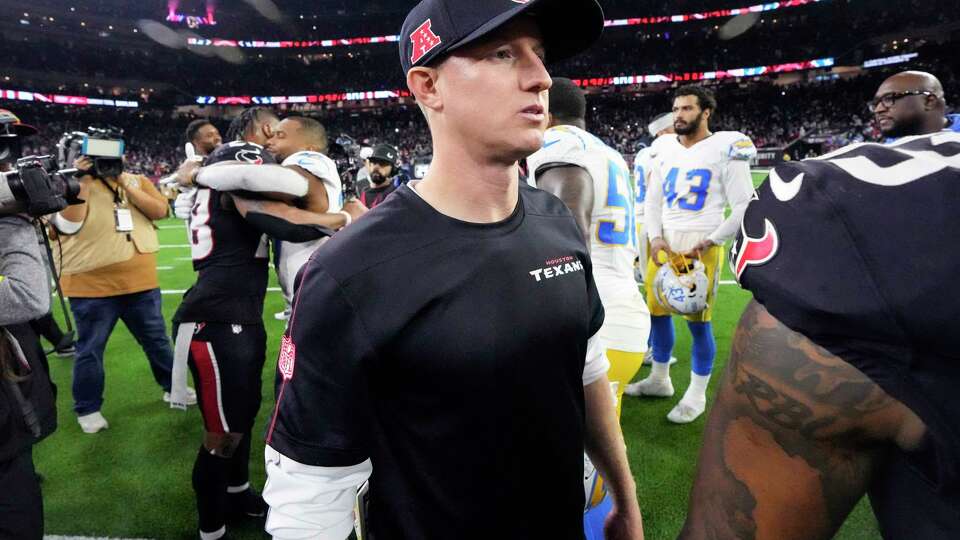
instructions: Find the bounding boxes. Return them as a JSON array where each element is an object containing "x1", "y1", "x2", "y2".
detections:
[
  {"x1": 527, "y1": 125, "x2": 649, "y2": 353},
  {"x1": 646, "y1": 131, "x2": 756, "y2": 236},
  {"x1": 633, "y1": 145, "x2": 655, "y2": 221},
  {"x1": 277, "y1": 151, "x2": 342, "y2": 301}
]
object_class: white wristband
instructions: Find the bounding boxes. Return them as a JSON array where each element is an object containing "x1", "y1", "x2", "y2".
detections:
[{"x1": 338, "y1": 210, "x2": 352, "y2": 227}]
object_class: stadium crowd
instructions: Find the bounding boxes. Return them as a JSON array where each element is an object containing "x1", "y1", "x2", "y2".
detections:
[{"x1": 9, "y1": 57, "x2": 957, "y2": 183}]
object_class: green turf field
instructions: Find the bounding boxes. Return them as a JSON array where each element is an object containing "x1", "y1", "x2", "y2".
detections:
[{"x1": 35, "y1": 171, "x2": 881, "y2": 539}]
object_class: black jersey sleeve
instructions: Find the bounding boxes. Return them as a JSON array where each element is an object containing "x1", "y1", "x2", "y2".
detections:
[
  {"x1": 735, "y1": 134, "x2": 960, "y2": 493},
  {"x1": 266, "y1": 262, "x2": 376, "y2": 467}
]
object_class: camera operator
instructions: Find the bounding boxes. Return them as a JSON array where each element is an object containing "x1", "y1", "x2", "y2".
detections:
[
  {"x1": 0, "y1": 110, "x2": 75, "y2": 358},
  {"x1": 0, "y1": 212, "x2": 57, "y2": 539},
  {"x1": 50, "y1": 128, "x2": 195, "y2": 434},
  {"x1": 358, "y1": 143, "x2": 402, "y2": 209}
]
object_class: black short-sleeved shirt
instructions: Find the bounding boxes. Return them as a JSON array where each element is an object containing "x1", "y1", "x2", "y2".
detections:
[
  {"x1": 359, "y1": 182, "x2": 397, "y2": 209},
  {"x1": 173, "y1": 142, "x2": 276, "y2": 325},
  {"x1": 267, "y1": 182, "x2": 604, "y2": 540},
  {"x1": 734, "y1": 132, "x2": 960, "y2": 533}
]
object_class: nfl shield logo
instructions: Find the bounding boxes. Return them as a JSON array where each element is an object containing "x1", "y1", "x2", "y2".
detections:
[{"x1": 278, "y1": 334, "x2": 296, "y2": 381}]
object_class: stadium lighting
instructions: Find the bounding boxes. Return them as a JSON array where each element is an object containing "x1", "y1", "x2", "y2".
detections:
[
  {"x1": 192, "y1": 56, "x2": 836, "y2": 107},
  {"x1": 187, "y1": 0, "x2": 829, "y2": 51}
]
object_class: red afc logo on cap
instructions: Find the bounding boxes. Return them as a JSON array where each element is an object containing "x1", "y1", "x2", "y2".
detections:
[
  {"x1": 733, "y1": 218, "x2": 779, "y2": 282},
  {"x1": 410, "y1": 19, "x2": 442, "y2": 65}
]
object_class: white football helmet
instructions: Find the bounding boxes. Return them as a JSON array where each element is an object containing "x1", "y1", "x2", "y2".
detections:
[{"x1": 653, "y1": 254, "x2": 709, "y2": 315}]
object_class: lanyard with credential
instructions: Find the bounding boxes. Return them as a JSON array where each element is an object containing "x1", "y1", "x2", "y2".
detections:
[{"x1": 99, "y1": 178, "x2": 134, "y2": 233}]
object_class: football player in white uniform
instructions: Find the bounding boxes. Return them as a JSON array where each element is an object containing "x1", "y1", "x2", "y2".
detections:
[
  {"x1": 526, "y1": 76, "x2": 649, "y2": 540},
  {"x1": 633, "y1": 112, "x2": 674, "y2": 286},
  {"x1": 262, "y1": 117, "x2": 351, "y2": 302},
  {"x1": 527, "y1": 78, "x2": 650, "y2": 420},
  {"x1": 625, "y1": 86, "x2": 756, "y2": 424}
]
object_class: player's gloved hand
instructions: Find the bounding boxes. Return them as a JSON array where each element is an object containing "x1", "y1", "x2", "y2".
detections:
[
  {"x1": 174, "y1": 187, "x2": 197, "y2": 220},
  {"x1": 650, "y1": 237, "x2": 670, "y2": 266},
  {"x1": 175, "y1": 143, "x2": 204, "y2": 187}
]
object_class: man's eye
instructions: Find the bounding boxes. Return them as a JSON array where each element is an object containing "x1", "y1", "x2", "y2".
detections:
[{"x1": 494, "y1": 49, "x2": 512, "y2": 60}]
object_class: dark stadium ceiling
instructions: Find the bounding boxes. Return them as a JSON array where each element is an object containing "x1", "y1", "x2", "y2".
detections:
[{"x1": 0, "y1": 1, "x2": 740, "y2": 30}]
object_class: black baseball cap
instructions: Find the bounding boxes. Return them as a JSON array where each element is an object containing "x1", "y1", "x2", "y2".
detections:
[
  {"x1": 399, "y1": 0, "x2": 604, "y2": 74},
  {"x1": 369, "y1": 143, "x2": 400, "y2": 168}
]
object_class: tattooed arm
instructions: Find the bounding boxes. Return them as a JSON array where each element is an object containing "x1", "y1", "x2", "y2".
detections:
[{"x1": 680, "y1": 301, "x2": 926, "y2": 540}]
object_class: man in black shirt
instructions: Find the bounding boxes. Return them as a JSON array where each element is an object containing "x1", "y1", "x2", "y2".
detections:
[
  {"x1": 358, "y1": 143, "x2": 401, "y2": 209},
  {"x1": 681, "y1": 132, "x2": 960, "y2": 538},
  {"x1": 263, "y1": 1, "x2": 643, "y2": 539}
]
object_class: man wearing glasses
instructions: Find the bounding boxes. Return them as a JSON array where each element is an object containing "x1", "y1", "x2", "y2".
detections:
[{"x1": 869, "y1": 70, "x2": 960, "y2": 139}]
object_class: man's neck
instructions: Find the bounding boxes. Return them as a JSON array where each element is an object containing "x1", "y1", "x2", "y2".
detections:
[
  {"x1": 679, "y1": 127, "x2": 712, "y2": 148},
  {"x1": 414, "y1": 135, "x2": 519, "y2": 224},
  {"x1": 921, "y1": 116, "x2": 950, "y2": 135}
]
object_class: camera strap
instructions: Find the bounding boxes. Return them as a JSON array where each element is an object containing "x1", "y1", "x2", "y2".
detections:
[
  {"x1": 98, "y1": 177, "x2": 124, "y2": 206},
  {"x1": 98, "y1": 178, "x2": 134, "y2": 232}
]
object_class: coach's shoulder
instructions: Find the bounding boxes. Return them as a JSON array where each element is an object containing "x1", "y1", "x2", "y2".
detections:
[
  {"x1": 520, "y1": 181, "x2": 576, "y2": 220},
  {"x1": 307, "y1": 186, "x2": 428, "y2": 281}
]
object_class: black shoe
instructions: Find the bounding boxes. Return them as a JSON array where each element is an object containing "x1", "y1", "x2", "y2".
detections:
[{"x1": 227, "y1": 488, "x2": 267, "y2": 520}]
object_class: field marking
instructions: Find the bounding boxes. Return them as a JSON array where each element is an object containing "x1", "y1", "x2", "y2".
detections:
[
  {"x1": 156, "y1": 266, "x2": 175, "y2": 271},
  {"x1": 159, "y1": 244, "x2": 191, "y2": 249},
  {"x1": 158, "y1": 224, "x2": 185, "y2": 229},
  {"x1": 161, "y1": 287, "x2": 282, "y2": 295}
]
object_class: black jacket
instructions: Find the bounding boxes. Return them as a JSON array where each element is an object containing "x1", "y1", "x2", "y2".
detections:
[{"x1": 0, "y1": 323, "x2": 56, "y2": 462}]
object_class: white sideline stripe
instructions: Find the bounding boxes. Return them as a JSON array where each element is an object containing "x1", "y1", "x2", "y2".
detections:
[
  {"x1": 160, "y1": 287, "x2": 282, "y2": 295},
  {"x1": 159, "y1": 244, "x2": 191, "y2": 248},
  {"x1": 158, "y1": 224, "x2": 185, "y2": 229},
  {"x1": 156, "y1": 266, "x2": 174, "y2": 271},
  {"x1": 720, "y1": 280, "x2": 737, "y2": 285}
]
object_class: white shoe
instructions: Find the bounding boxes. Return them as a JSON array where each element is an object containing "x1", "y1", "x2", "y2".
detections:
[
  {"x1": 642, "y1": 350, "x2": 678, "y2": 366},
  {"x1": 624, "y1": 376, "x2": 674, "y2": 398},
  {"x1": 78, "y1": 411, "x2": 109, "y2": 433},
  {"x1": 666, "y1": 399, "x2": 706, "y2": 424},
  {"x1": 274, "y1": 309, "x2": 290, "y2": 321},
  {"x1": 163, "y1": 387, "x2": 197, "y2": 406}
]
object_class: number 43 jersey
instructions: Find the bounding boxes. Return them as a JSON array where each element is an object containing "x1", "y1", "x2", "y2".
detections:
[
  {"x1": 647, "y1": 131, "x2": 756, "y2": 237},
  {"x1": 527, "y1": 125, "x2": 649, "y2": 353}
]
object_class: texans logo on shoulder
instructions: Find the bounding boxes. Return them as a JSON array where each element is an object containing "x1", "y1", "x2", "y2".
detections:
[{"x1": 732, "y1": 218, "x2": 779, "y2": 282}]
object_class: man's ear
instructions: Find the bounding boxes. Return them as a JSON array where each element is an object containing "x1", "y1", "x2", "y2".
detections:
[{"x1": 407, "y1": 66, "x2": 443, "y2": 113}]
